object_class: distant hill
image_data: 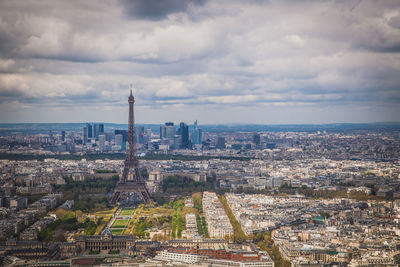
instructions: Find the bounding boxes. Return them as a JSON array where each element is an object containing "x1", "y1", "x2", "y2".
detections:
[
  {"x1": 200, "y1": 122, "x2": 400, "y2": 133},
  {"x1": 0, "y1": 123, "x2": 159, "y2": 136},
  {"x1": 0, "y1": 122, "x2": 399, "y2": 135}
]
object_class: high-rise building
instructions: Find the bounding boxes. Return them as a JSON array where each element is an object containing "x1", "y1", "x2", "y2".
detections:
[
  {"x1": 160, "y1": 126, "x2": 166, "y2": 139},
  {"x1": 87, "y1": 123, "x2": 93, "y2": 139},
  {"x1": 115, "y1": 134, "x2": 123, "y2": 146},
  {"x1": 191, "y1": 120, "x2": 202, "y2": 145},
  {"x1": 99, "y1": 124, "x2": 104, "y2": 139},
  {"x1": 115, "y1": 130, "x2": 128, "y2": 142},
  {"x1": 99, "y1": 134, "x2": 106, "y2": 151},
  {"x1": 94, "y1": 124, "x2": 104, "y2": 140},
  {"x1": 61, "y1": 131, "x2": 66, "y2": 141},
  {"x1": 179, "y1": 122, "x2": 189, "y2": 149},
  {"x1": 84, "y1": 123, "x2": 105, "y2": 143},
  {"x1": 166, "y1": 124, "x2": 175, "y2": 139},
  {"x1": 88, "y1": 124, "x2": 104, "y2": 140},
  {"x1": 137, "y1": 126, "x2": 145, "y2": 144},
  {"x1": 216, "y1": 136, "x2": 226, "y2": 149},
  {"x1": 173, "y1": 135, "x2": 181, "y2": 149},
  {"x1": 145, "y1": 128, "x2": 152, "y2": 143},
  {"x1": 146, "y1": 128, "x2": 152, "y2": 136},
  {"x1": 105, "y1": 132, "x2": 114, "y2": 142},
  {"x1": 160, "y1": 122, "x2": 176, "y2": 139},
  {"x1": 253, "y1": 133, "x2": 260, "y2": 145},
  {"x1": 82, "y1": 127, "x2": 88, "y2": 145},
  {"x1": 94, "y1": 124, "x2": 99, "y2": 140},
  {"x1": 198, "y1": 129, "x2": 202, "y2": 144}
]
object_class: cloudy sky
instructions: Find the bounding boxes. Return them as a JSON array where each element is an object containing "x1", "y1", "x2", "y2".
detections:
[{"x1": 0, "y1": 0, "x2": 399, "y2": 124}]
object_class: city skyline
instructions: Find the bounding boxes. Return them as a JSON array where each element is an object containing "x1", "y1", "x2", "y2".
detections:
[{"x1": 0, "y1": 0, "x2": 399, "y2": 124}]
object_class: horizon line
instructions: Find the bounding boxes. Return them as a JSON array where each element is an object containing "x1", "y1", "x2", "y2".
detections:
[{"x1": 1, "y1": 121, "x2": 400, "y2": 126}]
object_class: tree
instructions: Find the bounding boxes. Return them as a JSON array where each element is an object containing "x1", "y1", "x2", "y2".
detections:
[
  {"x1": 264, "y1": 232, "x2": 272, "y2": 246},
  {"x1": 253, "y1": 232, "x2": 264, "y2": 242},
  {"x1": 258, "y1": 241, "x2": 267, "y2": 251},
  {"x1": 55, "y1": 208, "x2": 67, "y2": 219},
  {"x1": 219, "y1": 195, "x2": 247, "y2": 243}
]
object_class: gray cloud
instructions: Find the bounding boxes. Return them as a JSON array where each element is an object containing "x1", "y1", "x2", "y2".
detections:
[
  {"x1": 119, "y1": 0, "x2": 207, "y2": 20},
  {"x1": 0, "y1": 0, "x2": 399, "y2": 123}
]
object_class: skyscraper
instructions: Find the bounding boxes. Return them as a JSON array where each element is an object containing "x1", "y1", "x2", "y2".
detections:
[
  {"x1": 191, "y1": 120, "x2": 202, "y2": 145},
  {"x1": 115, "y1": 130, "x2": 127, "y2": 142},
  {"x1": 160, "y1": 125, "x2": 166, "y2": 139},
  {"x1": 145, "y1": 128, "x2": 152, "y2": 137},
  {"x1": 160, "y1": 122, "x2": 176, "y2": 139},
  {"x1": 87, "y1": 123, "x2": 93, "y2": 139},
  {"x1": 137, "y1": 126, "x2": 145, "y2": 144},
  {"x1": 216, "y1": 136, "x2": 226, "y2": 149},
  {"x1": 92, "y1": 124, "x2": 103, "y2": 140},
  {"x1": 94, "y1": 124, "x2": 99, "y2": 140},
  {"x1": 99, "y1": 124, "x2": 104, "y2": 135},
  {"x1": 82, "y1": 126, "x2": 88, "y2": 145},
  {"x1": 99, "y1": 134, "x2": 106, "y2": 151},
  {"x1": 173, "y1": 134, "x2": 180, "y2": 149},
  {"x1": 179, "y1": 122, "x2": 189, "y2": 149},
  {"x1": 253, "y1": 133, "x2": 260, "y2": 145},
  {"x1": 115, "y1": 134, "x2": 123, "y2": 147},
  {"x1": 166, "y1": 123, "x2": 175, "y2": 139}
]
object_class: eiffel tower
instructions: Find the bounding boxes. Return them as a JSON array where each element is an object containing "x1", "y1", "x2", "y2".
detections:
[{"x1": 110, "y1": 89, "x2": 151, "y2": 206}]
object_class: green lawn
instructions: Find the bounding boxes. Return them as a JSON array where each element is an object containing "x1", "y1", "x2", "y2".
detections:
[
  {"x1": 120, "y1": 209, "x2": 135, "y2": 216},
  {"x1": 111, "y1": 229, "x2": 125, "y2": 235},
  {"x1": 111, "y1": 219, "x2": 130, "y2": 228}
]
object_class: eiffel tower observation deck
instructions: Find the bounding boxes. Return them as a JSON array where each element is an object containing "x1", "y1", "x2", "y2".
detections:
[{"x1": 110, "y1": 90, "x2": 151, "y2": 206}]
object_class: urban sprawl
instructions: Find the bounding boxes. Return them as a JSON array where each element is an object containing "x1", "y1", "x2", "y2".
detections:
[{"x1": 0, "y1": 122, "x2": 399, "y2": 267}]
